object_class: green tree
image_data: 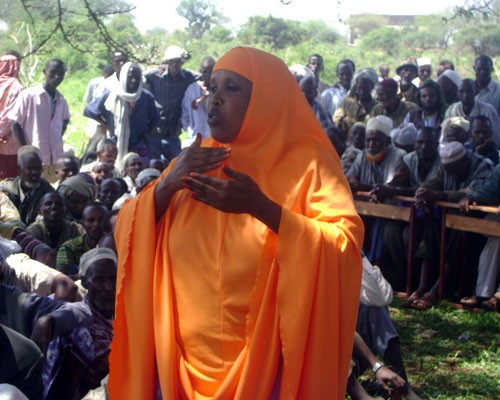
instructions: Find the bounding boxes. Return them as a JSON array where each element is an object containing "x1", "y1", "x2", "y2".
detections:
[
  {"x1": 346, "y1": 14, "x2": 389, "y2": 41},
  {"x1": 238, "y1": 16, "x2": 305, "y2": 50},
  {"x1": 359, "y1": 27, "x2": 401, "y2": 57},
  {"x1": 453, "y1": 22, "x2": 500, "y2": 56},
  {"x1": 176, "y1": 0, "x2": 228, "y2": 39}
]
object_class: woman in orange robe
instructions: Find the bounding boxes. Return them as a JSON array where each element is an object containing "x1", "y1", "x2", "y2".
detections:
[{"x1": 109, "y1": 47, "x2": 364, "y2": 399}]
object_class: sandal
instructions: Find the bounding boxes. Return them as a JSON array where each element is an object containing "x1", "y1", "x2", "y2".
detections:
[
  {"x1": 412, "y1": 291, "x2": 438, "y2": 310},
  {"x1": 404, "y1": 291, "x2": 422, "y2": 308},
  {"x1": 460, "y1": 296, "x2": 480, "y2": 308},
  {"x1": 481, "y1": 296, "x2": 500, "y2": 312}
]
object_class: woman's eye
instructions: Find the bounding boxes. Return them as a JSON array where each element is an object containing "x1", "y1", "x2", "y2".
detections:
[
  {"x1": 209, "y1": 85, "x2": 217, "y2": 94},
  {"x1": 227, "y1": 85, "x2": 239, "y2": 92}
]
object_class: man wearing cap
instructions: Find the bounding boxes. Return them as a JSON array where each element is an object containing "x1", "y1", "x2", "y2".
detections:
[
  {"x1": 445, "y1": 79, "x2": 500, "y2": 145},
  {"x1": 390, "y1": 123, "x2": 418, "y2": 153},
  {"x1": 346, "y1": 115, "x2": 406, "y2": 192},
  {"x1": 412, "y1": 57, "x2": 432, "y2": 88},
  {"x1": 145, "y1": 45, "x2": 195, "y2": 161},
  {"x1": 437, "y1": 69, "x2": 461, "y2": 106},
  {"x1": 408, "y1": 141, "x2": 494, "y2": 309},
  {"x1": 403, "y1": 80, "x2": 446, "y2": 131},
  {"x1": 474, "y1": 54, "x2": 500, "y2": 116},
  {"x1": 334, "y1": 68, "x2": 378, "y2": 136},
  {"x1": 396, "y1": 60, "x2": 419, "y2": 104},
  {"x1": 5, "y1": 247, "x2": 117, "y2": 399},
  {"x1": 372, "y1": 78, "x2": 419, "y2": 128},
  {"x1": 57, "y1": 174, "x2": 96, "y2": 222},
  {"x1": 0, "y1": 145, "x2": 54, "y2": 225}
]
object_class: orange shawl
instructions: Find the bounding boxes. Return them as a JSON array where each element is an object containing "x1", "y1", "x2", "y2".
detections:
[{"x1": 109, "y1": 47, "x2": 364, "y2": 399}]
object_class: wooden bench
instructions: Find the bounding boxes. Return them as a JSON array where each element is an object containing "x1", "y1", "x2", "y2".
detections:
[{"x1": 354, "y1": 193, "x2": 500, "y2": 298}]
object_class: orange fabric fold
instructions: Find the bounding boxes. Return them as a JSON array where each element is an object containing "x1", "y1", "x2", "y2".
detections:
[{"x1": 109, "y1": 47, "x2": 364, "y2": 399}]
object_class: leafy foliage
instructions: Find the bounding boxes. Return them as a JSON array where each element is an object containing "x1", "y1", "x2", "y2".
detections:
[{"x1": 176, "y1": 0, "x2": 228, "y2": 39}]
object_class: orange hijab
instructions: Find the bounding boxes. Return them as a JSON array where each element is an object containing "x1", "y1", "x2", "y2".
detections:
[{"x1": 110, "y1": 47, "x2": 364, "y2": 399}]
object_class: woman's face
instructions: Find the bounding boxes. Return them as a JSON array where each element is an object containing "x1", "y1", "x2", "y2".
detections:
[{"x1": 207, "y1": 70, "x2": 252, "y2": 143}]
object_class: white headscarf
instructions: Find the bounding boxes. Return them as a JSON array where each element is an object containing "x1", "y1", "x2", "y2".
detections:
[{"x1": 105, "y1": 62, "x2": 144, "y2": 171}]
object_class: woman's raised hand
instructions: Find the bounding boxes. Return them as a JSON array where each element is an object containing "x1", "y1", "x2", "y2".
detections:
[{"x1": 169, "y1": 133, "x2": 231, "y2": 191}]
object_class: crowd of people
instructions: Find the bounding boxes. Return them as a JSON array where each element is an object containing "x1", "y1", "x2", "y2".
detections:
[{"x1": 0, "y1": 43, "x2": 498, "y2": 399}]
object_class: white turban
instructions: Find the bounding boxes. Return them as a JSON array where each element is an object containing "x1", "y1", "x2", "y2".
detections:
[
  {"x1": 441, "y1": 69, "x2": 462, "y2": 89},
  {"x1": 391, "y1": 123, "x2": 418, "y2": 146},
  {"x1": 367, "y1": 115, "x2": 393, "y2": 137},
  {"x1": 417, "y1": 57, "x2": 432, "y2": 67},
  {"x1": 439, "y1": 141, "x2": 466, "y2": 164},
  {"x1": 79, "y1": 247, "x2": 117, "y2": 277}
]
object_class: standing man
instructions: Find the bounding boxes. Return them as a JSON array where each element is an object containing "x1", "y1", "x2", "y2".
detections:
[
  {"x1": 145, "y1": 45, "x2": 195, "y2": 161},
  {"x1": 9, "y1": 59, "x2": 70, "y2": 183},
  {"x1": 181, "y1": 56, "x2": 216, "y2": 147},
  {"x1": 474, "y1": 54, "x2": 500, "y2": 116},
  {"x1": 396, "y1": 60, "x2": 419, "y2": 104},
  {"x1": 307, "y1": 54, "x2": 330, "y2": 94},
  {"x1": 322, "y1": 59, "x2": 355, "y2": 117},
  {"x1": 413, "y1": 57, "x2": 432, "y2": 88}
]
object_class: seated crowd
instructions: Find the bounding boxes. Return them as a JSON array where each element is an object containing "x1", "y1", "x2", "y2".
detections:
[{"x1": 0, "y1": 46, "x2": 499, "y2": 399}]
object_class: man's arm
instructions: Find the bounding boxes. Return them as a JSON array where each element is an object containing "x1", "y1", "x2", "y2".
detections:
[
  {"x1": 11, "y1": 122, "x2": 26, "y2": 146},
  {"x1": 62, "y1": 119, "x2": 69, "y2": 135}
]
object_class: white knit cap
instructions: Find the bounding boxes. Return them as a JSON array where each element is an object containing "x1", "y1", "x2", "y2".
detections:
[
  {"x1": 137, "y1": 168, "x2": 161, "y2": 183},
  {"x1": 441, "y1": 69, "x2": 462, "y2": 89},
  {"x1": 367, "y1": 115, "x2": 393, "y2": 137},
  {"x1": 163, "y1": 45, "x2": 189, "y2": 62},
  {"x1": 79, "y1": 247, "x2": 117, "y2": 277},
  {"x1": 417, "y1": 57, "x2": 432, "y2": 67},
  {"x1": 392, "y1": 123, "x2": 418, "y2": 146},
  {"x1": 439, "y1": 141, "x2": 466, "y2": 164}
]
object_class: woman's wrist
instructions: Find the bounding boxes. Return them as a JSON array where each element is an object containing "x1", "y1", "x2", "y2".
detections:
[{"x1": 252, "y1": 194, "x2": 282, "y2": 234}]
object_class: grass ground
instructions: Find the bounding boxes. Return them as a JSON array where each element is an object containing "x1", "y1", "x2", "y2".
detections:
[{"x1": 366, "y1": 297, "x2": 500, "y2": 399}]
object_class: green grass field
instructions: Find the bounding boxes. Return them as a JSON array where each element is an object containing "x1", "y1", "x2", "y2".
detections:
[{"x1": 366, "y1": 298, "x2": 500, "y2": 399}]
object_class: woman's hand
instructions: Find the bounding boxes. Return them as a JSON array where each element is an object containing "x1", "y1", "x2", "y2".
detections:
[
  {"x1": 183, "y1": 167, "x2": 281, "y2": 233},
  {"x1": 154, "y1": 134, "x2": 231, "y2": 221},
  {"x1": 167, "y1": 134, "x2": 231, "y2": 191}
]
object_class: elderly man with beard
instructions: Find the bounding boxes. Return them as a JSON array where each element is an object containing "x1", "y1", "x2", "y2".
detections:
[
  {"x1": 372, "y1": 79, "x2": 419, "y2": 129},
  {"x1": 396, "y1": 60, "x2": 419, "y2": 104},
  {"x1": 347, "y1": 115, "x2": 406, "y2": 192},
  {"x1": 445, "y1": 79, "x2": 500, "y2": 145},
  {"x1": 0, "y1": 146, "x2": 54, "y2": 225},
  {"x1": 347, "y1": 115, "x2": 406, "y2": 261},
  {"x1": 403, "y1": 80, "x2": 447, "y2": 131}
]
